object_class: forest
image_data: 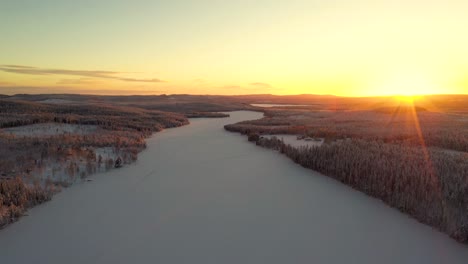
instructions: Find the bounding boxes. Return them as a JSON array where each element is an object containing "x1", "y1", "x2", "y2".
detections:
[
  {"x1": 225, "y1": 95, "x2": 468, "y2": 243},
  {"x1": 226, "y1": 105, "x2": 468, "y2": 152},
  {"x1": 0, "y1": 99, "x2": 189, "y2": 227}
]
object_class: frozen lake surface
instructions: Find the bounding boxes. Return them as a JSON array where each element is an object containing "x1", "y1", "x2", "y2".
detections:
[{"x1": 0, "y1": 111, "x2": 467, "y2": 263}]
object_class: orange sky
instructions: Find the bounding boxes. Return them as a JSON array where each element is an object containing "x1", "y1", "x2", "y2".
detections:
[{"x1": 1, "y1": 1, "x2": 467, "y2": 96}]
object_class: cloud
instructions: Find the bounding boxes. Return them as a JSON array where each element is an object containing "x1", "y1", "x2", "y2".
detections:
[
  {"x1": 0, "y1": 65, "x2": 165, "y2": 83},
  {"x1": 56, "y1": 78, "x2": 97, "y2": 85},
  {"x1": 249, "y1": 82, "x2": 272, "y2": 88},
  {"x1": 118, "y1": 77, "x2": 164, "y2": 83},
  {"x1": 0, "y1": 86, "x2": 167, "y2": 95},
  {"x1": 2, "y1": 65, "x2": 35, "y2": 69}
]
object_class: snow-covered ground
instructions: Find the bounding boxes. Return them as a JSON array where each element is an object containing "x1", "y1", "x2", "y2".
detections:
[
  {"x1": 32, "y1": 147, "x2": 120, "y2": 183},
  {"x1": 262, "y1": 134, "x2": 324, "y2": 148},
  {"x1": 1, "y1": 124, "x2": 116, "y2": 184},
  {"x1": 0, "y1": 111, "x2": 467, "y2": 264}
]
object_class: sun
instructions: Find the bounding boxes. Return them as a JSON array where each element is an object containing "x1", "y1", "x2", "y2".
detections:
[{"x1": 394, "y1": 95, "x2": 416, "y2": 104}]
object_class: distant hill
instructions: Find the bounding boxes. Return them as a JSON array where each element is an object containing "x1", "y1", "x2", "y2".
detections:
[{"x1": 2, "y1": 93, "x2": 467, "y2": 114}]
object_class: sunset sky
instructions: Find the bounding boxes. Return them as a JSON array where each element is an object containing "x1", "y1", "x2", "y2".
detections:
[{"x1": 1, "y1": 0, "x2": 467, "y2": 96}]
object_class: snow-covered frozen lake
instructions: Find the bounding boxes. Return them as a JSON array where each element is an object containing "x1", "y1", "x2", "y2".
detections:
[{"x1": 0, "y1": 111, "x2": 467, "y2": 263}]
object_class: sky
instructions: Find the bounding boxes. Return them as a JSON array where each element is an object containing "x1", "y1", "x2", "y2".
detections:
[{"x1": 1, "y1": 0, "x2": 467, "y2": 96}]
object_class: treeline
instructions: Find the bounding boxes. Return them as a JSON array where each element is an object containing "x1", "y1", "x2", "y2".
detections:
[
  {"x1": 250, "y1": 135, "x2": 468, "y2": 243},
  {"x1": 0, "y1": 100, "x2": 188, "y2": 132},
  {"x1": 225, "y1": 123, "x2": 304, "y2": 136},
  {"x1": 3, "y1": 94, "x2": 255, "y2": 113},
  {"x1": 0, "y1": 99, "x2": 192, "y2": 228},
  {"x1": 225, "y1": 109, "x2": 468, "y2": 152},
  {"x1": 185, "y1": 112, "x2": 230, "y2": 118},
  {"x1": 0, "y1": 178, "x2": 55, "y2": 228},
  {"x1": 129, "y1": 102, "x2": 249, "y2": 113},
  {"x1": 0, "y1": 126, "x2": 146, "y2": 177},
  {"x1": 0, "y1": 100, "x2": 190, "y2": 179}
]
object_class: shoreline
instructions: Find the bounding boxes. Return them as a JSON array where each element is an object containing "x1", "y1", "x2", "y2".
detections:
[
  {"x1": 0, "y1": 116, "x2": 191, "y2": 229},
  {"x1": 227, "y1": 130, "x2": 468, "y2": 245}
]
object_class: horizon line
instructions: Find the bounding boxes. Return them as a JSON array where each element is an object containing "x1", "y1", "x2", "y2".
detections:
[{"x1": 1, "y1": 92, "x2": 467, "y2": 99}]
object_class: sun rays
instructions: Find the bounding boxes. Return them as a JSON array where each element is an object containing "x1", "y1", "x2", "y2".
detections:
[{"x1": 388, "y1": 95, "x2": 442, "y2": 200}]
